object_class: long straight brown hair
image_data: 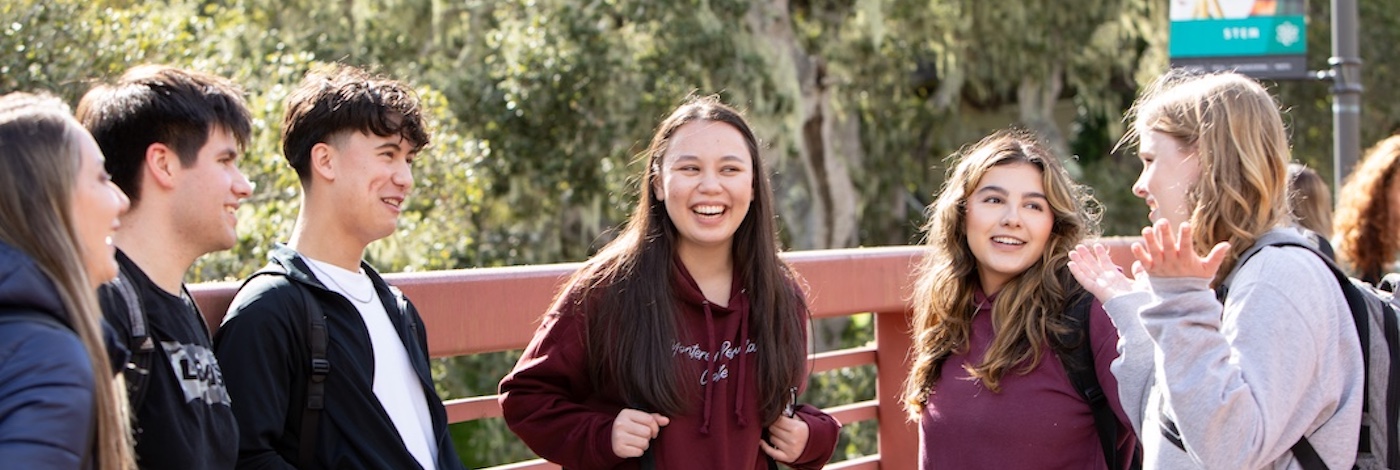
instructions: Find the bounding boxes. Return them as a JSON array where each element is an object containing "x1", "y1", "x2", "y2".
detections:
[
  {"x1": 903, "y1": 129, "x2": 1099, "y2": 419},
  {"x1": 553, "y1": 95, "x2": 807, "y2": 425},
  {"x1": 0, "y1": 92, "x2": 133, "y2": 470}
]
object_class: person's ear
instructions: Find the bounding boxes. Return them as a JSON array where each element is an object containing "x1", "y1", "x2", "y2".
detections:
[
  {"x1": 651, "y1": 164, "x2": 664, "y2": 201},
  {"x1": 310, "y1": 142, "x2": 336, "y2": 183},
  {"x1": 145, "y1": 143, "x2": 178, "y2": 191}
]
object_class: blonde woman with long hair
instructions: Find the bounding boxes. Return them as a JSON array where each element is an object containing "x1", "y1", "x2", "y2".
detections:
[
  {"x1": 903, "y1": 129, "x2": 1137, "y2": 468},
  {"x1": 1070, "y1": 70, "x2": 1364, "y2": 468},
  {"x1": 0, "y1": 92, "x2": 133, "y2": 470}
]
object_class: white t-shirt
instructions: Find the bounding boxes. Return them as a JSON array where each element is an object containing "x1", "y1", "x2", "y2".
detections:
[{"x1": 304, "y1": 257, "x2": 438, "y2": 470}]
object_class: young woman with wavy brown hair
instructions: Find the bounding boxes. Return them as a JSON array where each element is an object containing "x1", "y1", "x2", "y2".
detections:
[
  {"x1": 1334, "y1": 135, "x2": 1400, "y2": 284},
  {"x1": 499, "y1": 95, "x2": 839, "y2": 469},
  {"x1": 0, "y1": 92, "x2": 133, "y2": 470},
  {"x1": 1070, "y1": 70, "x2": 1364, "y2": 468},
  {"x1": 902, "y1": 129, "x2": 1135, "y2": 468}
]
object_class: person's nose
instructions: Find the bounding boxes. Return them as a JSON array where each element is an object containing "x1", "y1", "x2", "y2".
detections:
[
  {"x1": 232, "y1": 168, "x2": 254, "y2": 200},
  {"x1": 1000, "y1": 206, "x2": 1022, "y2": 228},
  {"x1": 395, "y1": 159, "x2": 414, "y2": 191},
  {"x1": 113, "y1": 183, "x2": 131, "y2": 215},
  {"x1": 1132, "y1": 170, "x2": 1149, "y2": 199},
  {"x1": 697, "y1": 170, "x2": 721, "y2": 194}
]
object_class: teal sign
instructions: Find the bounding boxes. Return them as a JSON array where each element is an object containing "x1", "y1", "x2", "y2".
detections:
[
  {"x1": 1169, "y1": 0, "x2": 1308, "y2": 80},
  {"x1": 1171, "y1": 16, "x2": 1306, "y2": 57}
]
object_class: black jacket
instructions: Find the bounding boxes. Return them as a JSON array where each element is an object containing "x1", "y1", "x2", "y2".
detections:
[{"x1": 213, "y1": 244, "x2": 464, "y2": 470}]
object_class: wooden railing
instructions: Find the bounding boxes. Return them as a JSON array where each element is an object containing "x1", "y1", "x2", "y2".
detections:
[
  {"x1": 185, "y1": 238, "x2": 1138, "y2": 469},
  {"x1": 189, "y1": 246, "x2": 927, "y2": 469}
]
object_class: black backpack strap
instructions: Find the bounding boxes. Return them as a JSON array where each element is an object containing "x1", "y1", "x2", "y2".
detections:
[
  {"x1": 1054, "y1": 293, "x2": 1124, "y2": 469},
  {"x1": 242, "y1": 267, "x2": 328, "y2": 469},
  {"x1": 1290, "y1": 437, "x2": 1329, "y2": 470},
  {"x1": 624, "y1": 400, "x2": 657, "y2": 470},
  {"x1": 298, "y1": 283, "x2": 327, "y2": 470},
  {"x1": 112, "y1": 266, "x2": 156, "y2": 414},
  {"x1": 392, "y1": 287, "x2": 423, "y2": 344}
]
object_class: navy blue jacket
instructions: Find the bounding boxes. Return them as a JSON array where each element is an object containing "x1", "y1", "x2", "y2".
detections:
[{"x1": 0, "y1": 241, "x2": 96, "y2": 469}]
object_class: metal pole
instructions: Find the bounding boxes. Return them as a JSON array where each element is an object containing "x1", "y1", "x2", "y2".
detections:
[{"x1": 1330, "y1": 0, "x2": 1363, "y2": 190}]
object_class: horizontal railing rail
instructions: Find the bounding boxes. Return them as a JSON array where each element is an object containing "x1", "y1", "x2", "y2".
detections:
[{"x1": 187, "y1": 238, "x2": 1138, "y2": 469}]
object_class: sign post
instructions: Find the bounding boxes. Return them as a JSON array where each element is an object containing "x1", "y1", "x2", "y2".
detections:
[{"x1": 1328, "y1": 0, "x2": 1362, "y2": 190}]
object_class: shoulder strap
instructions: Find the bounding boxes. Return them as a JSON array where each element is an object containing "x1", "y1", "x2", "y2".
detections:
[
  {"x1": 1290, "y1": 438, "x2": 1329, "y2": 470},
  {"x1": 392, "y1": 286, "x2": 422, "y2": 343},
  {"x1": 298, "y1": 282, "x2": 327, "y2": 470},
  {"x1": 112, "y1": 266, "x2": 157, "y2": 414},
  {"x1": 1054, "y1": 294, "x2": 1126, "y2": 469},
  {"x1": 242, "y1": 268, "x2": 328, "y2": 469},
  {"x1": 1216, "y1": 230, "x2": 1313, "y2": 301}
]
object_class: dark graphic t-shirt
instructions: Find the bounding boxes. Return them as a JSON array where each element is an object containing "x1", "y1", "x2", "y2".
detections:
[{"x1": 99, "y1": 250, "x2": 237, "y2": 470}]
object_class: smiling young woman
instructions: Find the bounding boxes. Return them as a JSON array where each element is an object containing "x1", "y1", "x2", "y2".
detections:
[
  {"x1": 0, "y1": 91, "x2": 133, "y2": 470},
  {"x1": 902, "y1": 129, "x2": 1135, "y2": 469},
  {"x1": 499, "y1": 95, "x2": 840, "y2": 470}
]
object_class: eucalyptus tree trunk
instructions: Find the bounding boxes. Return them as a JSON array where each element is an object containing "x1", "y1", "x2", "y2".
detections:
[
  {"x1": 746, "y1": 0, "x2": 862, "y2": 354},
  {"x1": 745, "y1": 0, "x2": 861, "y2": 252},
  {"x1": 1017, "y1": 64, "x2": 1070, "y2": 161}
]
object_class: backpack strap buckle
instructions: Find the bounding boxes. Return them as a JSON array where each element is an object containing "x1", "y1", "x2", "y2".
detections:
[{"x1": 309, "y1": 358, "x2": 330, "y2": 379}]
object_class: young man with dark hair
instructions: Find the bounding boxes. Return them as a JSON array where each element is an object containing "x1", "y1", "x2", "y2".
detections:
[
  {"x1": 214, "y1": 64, "x2": 464, "y2": 470},
  {"x1": 76, "y1": 64, "x2": 253, "y2": 470}
]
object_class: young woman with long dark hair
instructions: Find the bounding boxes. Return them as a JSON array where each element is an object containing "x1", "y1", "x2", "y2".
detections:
[{"x1": 499, "y1": 95, "x2": 839, "y2": 469}]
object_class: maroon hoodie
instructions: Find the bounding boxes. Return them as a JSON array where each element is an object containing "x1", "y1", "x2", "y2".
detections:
[{"x1": 499, "y1": 261, "x2": 840, "y2": 469}]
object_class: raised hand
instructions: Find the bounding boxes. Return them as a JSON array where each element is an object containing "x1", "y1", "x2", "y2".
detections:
[
  {"x1": 759, "y1": 414, "x2": 810, "y2": 463},
  {"x1": 1068, "y1": 242, "x2": 1142, "y2": 302},
  {"x1": 611, "y1": 408, "x2": 670, "y2": 458},
  {"x1": 1131, "y1": 219, "x2": 1230, "y2": 280}
]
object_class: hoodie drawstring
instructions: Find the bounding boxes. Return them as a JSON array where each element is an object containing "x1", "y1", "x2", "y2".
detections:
[
  {"x1": 733, "y1": 294, "x2": 750, "y2": 427},
  {"x1": 700, "y1": 300, "x2": 717, "y2": 435}
]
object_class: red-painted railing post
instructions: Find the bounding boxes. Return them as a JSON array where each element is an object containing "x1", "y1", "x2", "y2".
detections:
[{"x1": 875, "y1": 309, "x2": 916, "y2": 469}]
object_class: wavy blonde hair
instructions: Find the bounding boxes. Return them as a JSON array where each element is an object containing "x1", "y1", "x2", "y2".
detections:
[
  {"x1": 0, "y1": 92, "x2": 133, "y2": 469},
  {"x1": 1121, "y1": 71, "x2": 1291, "y2": 285},
  {"x1": 1334, "y1": 135, "x2": 1400, "y2": 282},
  {"x1": 903, "y1": 129, "x2": 1100, "y2": 419}
]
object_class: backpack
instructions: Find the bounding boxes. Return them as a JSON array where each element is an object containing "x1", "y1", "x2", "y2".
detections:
[
  {"x1": 1055, "y1": 293, "x2": 1142, "y2": 470},
  {"x1": 238, "y1": 265, "x2": 418, "y2": 469},
  {"x1": 1168, "y1": 231, "x2": 1400, "y2": 470}
]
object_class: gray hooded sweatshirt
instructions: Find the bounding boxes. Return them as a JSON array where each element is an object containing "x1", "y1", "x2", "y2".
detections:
[{"x1": 1104, "y1": 228, "x2": 1364, "y2": 469}]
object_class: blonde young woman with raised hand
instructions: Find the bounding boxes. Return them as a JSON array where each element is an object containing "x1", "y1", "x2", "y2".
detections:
[
  {"x1": 1069, "y1": 70, "x2": 1364, "y2": 468},
  {"x1": 904, "y1": 129, "x2": 1137, "y2": 469}
]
